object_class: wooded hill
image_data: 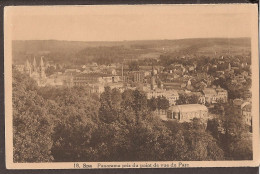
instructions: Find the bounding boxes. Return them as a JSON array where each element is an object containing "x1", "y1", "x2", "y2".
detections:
[{"x1": 12, "y1": 38, "x2": 251, "y2": 65}]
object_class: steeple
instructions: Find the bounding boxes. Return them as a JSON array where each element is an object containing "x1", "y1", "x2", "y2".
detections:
[
  {"x1": 151, "y1": 64, "x2": 155, "y2": 76},
  {"x1": 39, "y1": 56, "x2": 46, "y2": 78},
  {"x1": 151, "y1": 64, "x2": 156, "y2": 90},
  {"x1": 40, "y1": 56, "x2": 44, "y2": 67},
  {"x1": 33, "y1": 56, "x2": 37, "y2": 72},
  {"x1": 24, "y1": 59, "x2": 31, "y2": 75},
  {"x1": 25, "y1": 59, "x2": 30, "y2": 68},
  {"x1": 228, "y1": 63, "x2": 231, "y2": 70},
  {"x1": 122, "y1": 62, "x2": 124, "y2": 81}
]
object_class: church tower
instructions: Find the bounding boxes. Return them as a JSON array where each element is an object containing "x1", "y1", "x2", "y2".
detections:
[
  {"x1": 228, "y1": 63, "x2": 231, "y2": 71},
  {"x1": 32, "y1": 56, "x2": 37, "y2": 72},
  {"x1": 39, "y1": 56, "x2": 46, "y2": 78},
  {"x1": 151, "y1": 65, "x2": 156, "y2": 90},
  {"x1": 24, "y1": 59, "x2": 31, "y2": 75}
]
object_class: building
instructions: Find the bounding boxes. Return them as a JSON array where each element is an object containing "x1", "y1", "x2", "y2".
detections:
[
  {"x1": 73, "y1": 73, "x2": 102, "y2": 86},
  {"x1": 188, "y1": 91, "x2": 206, "y2": 104},
  {"x1": 233, "y1": 98, "x2": 244, "y2": 115},
  {"x1": 45, "y1": 73, "x2": 74, "y2": 87},
  {"x1": 14, "y1": 65, "x2": 24, "y2": 72},
  {"x1": 203, "y1": 88, "x2": 217, "y2": 104},
  {"x1": 215, "y1": 86, "x2": 228, "y2": 103},
  {"x1": 163, "y1": 82, "x2": 185, "y2": 90},
  {"x1": 139, "y1": 65, "x2": 163, "y2": 74},
  {"x1": 72, "y1": 73, "x2": 120, "y2": 86},
  {"x1": 65, "y1": 69, "x2": 81, "y2": 73},
  {"x1": 23, "y1": 56, "x2": 47, "y2": 86},
  {"x1": 61, "y1": 75, "x2": 74, "y2": 87},
  {"x1": 87, "y1": 83, "x2": 105, "y2": 94},
  {"x1": 146, "y1": 89, "x2": 179, "y2": 106},
  {"x1": 129, "y1": 71, "x2": 145, "y2": 83},
  {"x1": 124, "y1": 71, "x2": 145, "y2": 83},
  {"x1": 150, "y1": 66, "x2": 156, "y2": 90},
  {"x1": 233, "y1": 99, "x2": 252, "y2": 127},
  {"x1": 146, "y1": 89, "x2": 166, "y2": 99},
  {"x1": 241, "y1": 103, "x2": 252, "y2": 127},
  {"x1": 203, "y1": 87, "x2": 228, "y2": 104},
  {"x1": 105, "y1": 82, "x2": 125, "y2": 92},
  {"x1": 167, "y1": 104, "x2": 208, "y2": 122},
  {"x1": 46, "y1": 75, "x2": 64, "y2": 86},
  {"x1": 105, "y1": 68, "x2": 117, "y2": 75},
  {"x1": 165, "y1": 90, "x2": 179, "y2": 105}
]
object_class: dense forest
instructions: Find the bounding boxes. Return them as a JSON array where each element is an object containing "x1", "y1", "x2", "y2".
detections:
[{"x1": 13, "y1": 70, "x2": 252, "y2": 162}]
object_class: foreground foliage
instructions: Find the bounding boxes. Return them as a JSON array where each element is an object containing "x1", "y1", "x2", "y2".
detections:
[{"x1": 13, "y1": 70, "x2": 252, "y2": 162}]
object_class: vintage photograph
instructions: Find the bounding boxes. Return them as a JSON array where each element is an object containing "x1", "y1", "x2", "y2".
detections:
[{"x1": 4, "y1": 4, "x2": 259, "y2": 168}]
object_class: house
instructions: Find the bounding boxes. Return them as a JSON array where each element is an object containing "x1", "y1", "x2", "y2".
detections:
[
  {"x1": 167, "y1": 104, "x2": 208, "y2": 122},
  {"x1": 241, "y1": 103, "x2": 252, "y2": 127},
  {"x1": 233, "y1": 99, "x2": 252, "y2": 127},
  {"x1": 146, "y1": 89, "x2": 179, "y2": 106},
  {"x1": 163, "y1": 82, "x2": 184, "y2": 90},
  {"x1": 189, "y1": 92, "x2": 206, "y2": 104},
  {"x1": 105, "y1": 82, "x2": 125, "y2": 92},
  {"x1": 46, "y1": 73, "x2": 67, "y2": 86},
  {"x1": 72, "y1": 73, "x2": 120, "y2": 86},
  {"x1": 65, "y1": 69, "x2": 81, "y2": 73},
  {"x1": 165, "y1": 90, "x2": 179, "y2": 105},
  {"x1": 194, "y1": 81, "x2": 207, "y2": 91},
  {"x1": 124, "y1": 71, "x2": 145, "y2": 83},
  {"x1": 203, "y1": 88, "x2": 217, "y2": 104},
  {"x1": 215, "y1": 86, "x2": 228, "y2": 103},
  {"x1": 233, "y1": 98, "x2": 244, "y2": 115},
  {"x1": 84, "y1": 83, "x2": 105, "y2": 95},
  {"x1": 14, "y1": 65, "x2": 24, "y2": 72},
  {"x1": 72, "y1": 73, "x2": 103, "y2": 86}
]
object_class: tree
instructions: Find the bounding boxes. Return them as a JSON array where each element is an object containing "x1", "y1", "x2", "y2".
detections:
[
  {"x1": 129, "y1": 115, "x2": 172, "y2": 161},
  {"x1": 51, "y1": 106, "x2": 98, "y2": 161},
  {"x1": 13, "y1": 68, "x2": 251, "y2": 162},
  {"x1": 176, "y1": 93, "x2": 199, "y2": 105},
  {"x1": 147, "y1": 97, "x2": 157, "y2": 111},
  {"x1": 164, "y1": 118, "x2": 224, "y2": 161},
  {"x1": 206, "y1": 118, "x2": 222, "y2": 141},
  {"x1": 212, "y1": 103, "x2": 225, "y2": 115},
  {"x1": 99, "y1": 86, "x2": 118, "y2": 124},
  {"x1": 129, "y1": 61, "x2": 140, "y2": 71},
  {"x1": 188, "y1": 94, "x2": 199, "y2": 104},
  {"x1": 228, "y1": 135, "x2": 252, "y2": 160},
  {"x1": 207, "y1": 104, "x2": 252, "y2": 160},
  {"x1": 156, "y1": 96, "x2": 170, "y2": 110},
  {"x1": 132, "y1": 89, "x2": 148, "y2": 114},
  {"x1": 13, "y1": 70, "x2": 54, "y2": 162},
  {"x1": 49, "y1": 87, "x2": 100, "y2": 162},
  {"x1": 45, "y1": 66, "x2": 56, "y2": 76},
  {"x1": 181, "y1": 119, "x2": 224, "y2": 161}
]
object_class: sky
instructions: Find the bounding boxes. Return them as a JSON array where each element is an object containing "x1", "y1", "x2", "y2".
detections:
[{"x1": 6, "y1": 5, "x2": 256, "y2": 41}]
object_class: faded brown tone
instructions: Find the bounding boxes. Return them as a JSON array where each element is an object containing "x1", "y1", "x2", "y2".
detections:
[{"x1": 4, "y1": 4, "x2": 259, "y2": 169}]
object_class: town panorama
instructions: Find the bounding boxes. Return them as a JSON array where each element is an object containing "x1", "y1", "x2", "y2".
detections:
[{"x1": 12, "y1": 38, "x2": 252, "y2": 162}]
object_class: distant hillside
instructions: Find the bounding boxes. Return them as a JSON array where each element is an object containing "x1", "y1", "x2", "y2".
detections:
[{"x1": 12, "y1": 38, "x2": 251, "y2": 65}]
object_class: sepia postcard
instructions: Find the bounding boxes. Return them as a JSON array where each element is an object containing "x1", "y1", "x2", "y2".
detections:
[{"x1": 4, "y1": 4, "x2": 260, "y2": 169}]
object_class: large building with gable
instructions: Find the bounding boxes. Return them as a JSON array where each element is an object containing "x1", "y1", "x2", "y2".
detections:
[{"x1": 167, "y1": 104, "x2": 208, "y2": 122}]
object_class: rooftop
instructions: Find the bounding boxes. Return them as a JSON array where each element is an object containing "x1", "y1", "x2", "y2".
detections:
[
  {"x1": 169, "y1": 104, "x2": 208, "y2": 113},
  {"x1": 233, "y1": 98, "x2": 244, "y2": 106},
  {"x1": 203, "y1": 88, "x2": 217, "y2": 95},
  {"x1": 75, "y1": 72, "x2": 118, "y2": 77},
  {"x1": 242, "y1": 104, "x2": 251, "y2": 111}
]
